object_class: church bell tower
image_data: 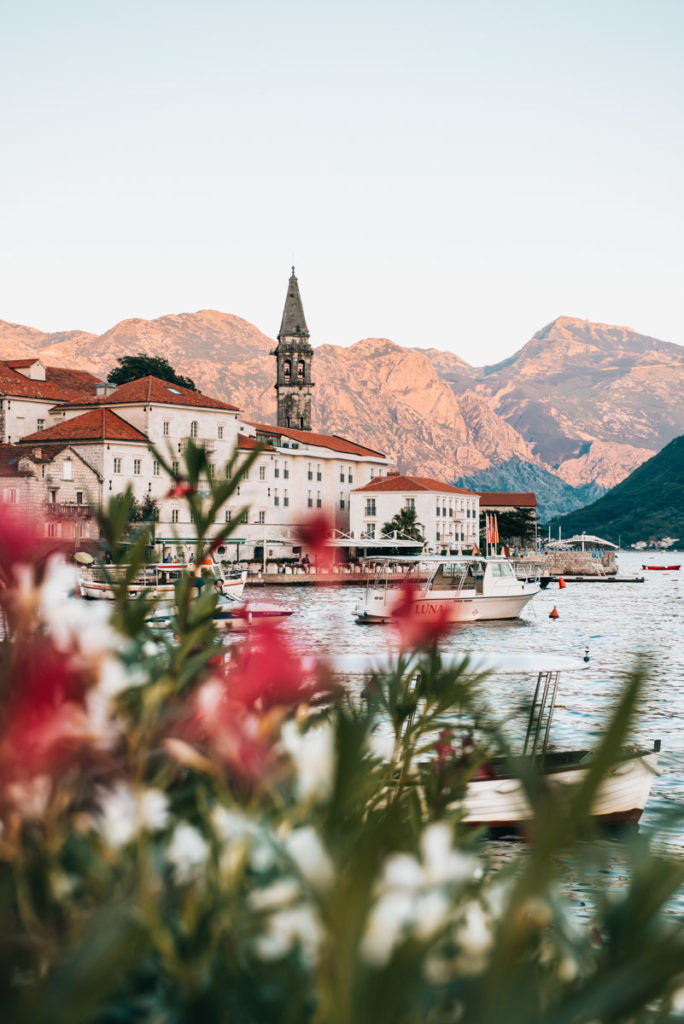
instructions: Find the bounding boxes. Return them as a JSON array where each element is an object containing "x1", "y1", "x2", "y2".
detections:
[{"x1": 273, "y1": 267, "x2": 314, "y2": 431}]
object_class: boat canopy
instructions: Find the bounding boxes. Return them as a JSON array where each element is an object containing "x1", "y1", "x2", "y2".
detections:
[{"x1": 545, "y1": 533, "x2": 617, "y2": 551}]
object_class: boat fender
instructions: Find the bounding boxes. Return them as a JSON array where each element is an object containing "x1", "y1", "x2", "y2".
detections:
[
  {"x1": 558, "y1": 577, "x2": 566, "y2": 589},
  {"x1": 549, "y1": 606, "x2": 559, "y2": 619}
]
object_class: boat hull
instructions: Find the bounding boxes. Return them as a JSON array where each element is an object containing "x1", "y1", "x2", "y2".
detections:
[
  {"x1": 80, "y1": 571, "x2": 246, "y2": 601},
  {"x1": 356, "y1": 588, "x2": 539, "y2": 624},
  {"x1": 451, "y1": 750, "x2": 659, "y2": 830}
]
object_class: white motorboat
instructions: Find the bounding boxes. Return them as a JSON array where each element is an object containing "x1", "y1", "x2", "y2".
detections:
[
  {"x1": 330, "y1": 650, "x2": 660, "y2": 830},
  {"x1": 353, "y1": 556, "x2": 540, "y2": 625},
  {"x1": 79, "y1": 561, "x2": 247, "y2": 601},
  {"x1": 212, "y1": 592, "x2": 294, "y2": 630}
]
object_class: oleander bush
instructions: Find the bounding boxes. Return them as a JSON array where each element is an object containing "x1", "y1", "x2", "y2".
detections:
[{"x1": 1, "y1": 441, "x2": 684, "y2": 1024}]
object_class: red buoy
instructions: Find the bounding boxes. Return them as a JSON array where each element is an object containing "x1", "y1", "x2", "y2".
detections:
[
  {"x1": 549, "y1": 606, "x2": 559, "y2": 619},
  {"x1": 558, "y1": 577, "x2": 566, "y2": 589}
]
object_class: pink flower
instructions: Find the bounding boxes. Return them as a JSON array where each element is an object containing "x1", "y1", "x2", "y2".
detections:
[
  {"x1": 391, "y1": 580, "x2": 451, "y2": 650},
  {"x1": 295, "y1": 512, "x2": 336, "y2": 571},
  {"x1": 166, "y1": 481, "x2": 195, "y2": 499}
]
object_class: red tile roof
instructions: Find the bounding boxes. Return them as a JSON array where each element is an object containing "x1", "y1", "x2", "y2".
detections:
[
  {"x1": 250, "y1": 423, "x2": 386, "y2": 458},
  {"x1": 0, "y1": 443, "x2": 29, "y2": 476},
  {"x1": 19, "y1": 408, "x2": 148, "y2": 444},
  {"x1": 354, "y1": 474, "x2": 476, "y2": 494},
  {"x1": 53, "y1": 376, "x2": 240, "y2": 413},
  {"x1": 238, "y1": 433, "x2": 275, "y2": 452},
  {"x1": 477, "y1": 491, "x2": 538, "y2": 507},
  {"x1": 0, "y1": 361, "x2": 102, "y2": 401}
]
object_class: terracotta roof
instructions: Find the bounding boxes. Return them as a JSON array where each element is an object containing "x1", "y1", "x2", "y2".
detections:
[
  {"x1": 238, "y1": 433, "x2": 275, "y2": 452},
  {"x1": 18, "y1": 408, "x2": 148, "y2": 444},
  {"x1": 354, "y1": 474, "x2": 477, "y2": 495},
  {"x1": 18, "y1": 443, "x2": 70, "y2": 463},
  {"x1": 0, "y1": 443, "x2": 27, "y2": 476},
  {"x1": 52, "y1": 375, "x2": 240, "y2": 413},
  {"x1": 250, "y1": 422, "x2": 386, "y2": 458},
  {"x1": 477, "y1": 491, "x2": 538, "y2": 507},
  {"x1": 0, "y1": 361, "x2": 102, "y2": 401}
]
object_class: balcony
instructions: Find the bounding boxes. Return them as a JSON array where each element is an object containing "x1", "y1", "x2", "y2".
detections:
[
  {"x1": 178, "y1": 438, "x2": 215, "y2": 454},
  {"x1": 45, "y1": 502, "x2": 96, "y2": 519}
]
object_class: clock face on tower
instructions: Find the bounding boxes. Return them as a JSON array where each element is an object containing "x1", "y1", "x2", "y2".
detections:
[{"x1": 274, "y1": 268, "x2": 314, "y2": 431}]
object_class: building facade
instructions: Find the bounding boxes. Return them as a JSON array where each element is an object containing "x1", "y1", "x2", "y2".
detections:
[{"x1": 350, "y1": 473, "x2": 480, "y2": 554}]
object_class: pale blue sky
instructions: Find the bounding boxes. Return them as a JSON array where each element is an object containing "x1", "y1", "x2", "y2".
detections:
[{"x1": 2, "y1": 1, "x2": 682, "y2": 363}]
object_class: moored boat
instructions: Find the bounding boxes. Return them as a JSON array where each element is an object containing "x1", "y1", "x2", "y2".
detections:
[
  {"x1": 353, "y1": 556, "x2": 540, "y2": 625},
  {"x1": 79, "y1": 561, "x2": 247, "y2": 601},
  {"x1": 331, "y1": 650, "x2": 660, "y2": 830},
  {"x1": 642, "y1": 564, "x2": 681, "y2": 571}
]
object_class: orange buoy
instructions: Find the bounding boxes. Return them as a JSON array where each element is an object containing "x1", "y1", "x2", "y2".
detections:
[
  {"x1": 549, "y1": 606, "x2": 559, "y2": 619},
  {"x1": 558, "y1": 577, "x2": 566, "y2": 589}
]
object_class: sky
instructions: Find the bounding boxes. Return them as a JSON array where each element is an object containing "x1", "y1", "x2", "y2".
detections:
[{"x1": 2, "y1": 0, "x2": 683, "y2": 365}]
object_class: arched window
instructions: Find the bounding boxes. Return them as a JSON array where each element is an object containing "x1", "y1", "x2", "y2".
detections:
[
  {"x1": 283, "y1": 360, "x2": 291, "y2": 381},
  {"x1": 297, "y1": 360, "x2": 305, "y2": 381},
  {"x1": 190, "y1": 421, "x2": 198, "y2": 439}
]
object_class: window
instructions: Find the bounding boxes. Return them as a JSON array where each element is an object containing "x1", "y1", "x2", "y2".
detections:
[
  {"x1": 259, "y1": 466, "x2": 266, "y2": 481},
  {"x1": 365, "y1": 498, "x2": 376, "y2": 517},
  {"x1": 307, "y1": 463, "x2": 313, "y2": 481},
  {"x1": 49, "y1": 490, "x2": 57, "y2": 503},
  {"x1": 37, "y1": 418, "x2": 45, "y2": 432},
  {"x1": 133, "y1": 459, "x2": 141, "y2": 475},
  {"x1": 283, "y1": 489, "x2": 289, "y2": 507},
  {"x1": 442, "y1": 507, "x2": 447, "y2": 518},
  {"x1": 47, "y1": 523, "x2": 57, "y2": 538},
  {"x1": 340, "y1": 494, "x2": 345, "y2": 510},
  {"x1": 274, "y1": 462, "x2": 280, "y2": 478},
  {"x1": 297, "y1": 359, "x2": 305, "y2": 381},
  {"x1": 340, "y1": 468, "x2": 345, "y2": 483},
  {"x1": 316, "y1": 464, "x2": 321, "y2": 481},
  {"x1": 366, "y1": 524, "x2": 376, "y2": 540},
  {"x1": 436, "y1": 506, "x2": 440, "y2": 516},
  {"x1": 172, "y1": 461, "x2": 179, "y2": 476},
  {"x1": 171, "y1": 509, "x2": 179, "y2": 523},
  {"x1": 76, "y1": 491, "x2": 83, "y2": 505},
  {"x1": 63, "y1": 458, "x2": 73, "y2": 481},
  {"x1": 283, "y1": 464, "x2": 289, "y2": 479},
  {"x1": 190, "y1": 421, "x2": 198, "y2": 439},
  {"x1": 449, "y1": 507, "x2": 453, "y2": 516},
  {"x1": 209, "y1": 463, "x2": 215, "y2": 477},
  {"x1": 283, "y1": 359, "x2": 291, "y2": 381},
  {"x1": 163, "y1": 421, "x2": 169, "y2": 436},
  {"x1": 113, "y1": 458, "x2": 121, "y2": 474},
  {"x1": 307, "y1": 490, "x2": 313, "y2": 508},
  {"x1": 274, "y1": 488, "x2": 279, "y2": 506},
  {"x1": 218, "y1": 425, "x2": 224, "y2": 440},
  {"x1": 348, "y1": 471, "x2": 353, "y2": 483},
  {"x1": 258, "y1": 511, "x2": 265, "y2": 525},
  {"x1": 225, "y1": 509, "x2": 232, "y2": 522},
  {"x1": 7, "y1": 488, "x2": 17, "y2": 505},
  {"x1": 316, "y1": 491, "x2": 322, "y2": 508},
  {"x1": 153, "y1": 460, "x2": 160, "y2": 476},
  {"x1": 405, "y1": 497, "x2": 415, "y2": 511}
]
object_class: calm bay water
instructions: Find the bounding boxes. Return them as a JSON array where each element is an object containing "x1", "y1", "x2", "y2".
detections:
[{"x1": 255, "y1": 550, "x2": 684, "y2": 843}]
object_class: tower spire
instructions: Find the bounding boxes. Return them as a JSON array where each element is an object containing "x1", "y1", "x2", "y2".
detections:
[{"x1": 273, "y1": 267, "x2": 314, "y2": 431}]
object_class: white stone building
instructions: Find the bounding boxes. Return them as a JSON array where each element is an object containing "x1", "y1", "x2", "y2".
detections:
[{"x1": 350, "y1": 473, "x2": 480, "y2": 555}]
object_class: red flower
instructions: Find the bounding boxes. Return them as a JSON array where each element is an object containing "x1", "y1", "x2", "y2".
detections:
[
  {"x1": 226, "y1": 621, "x2": 322, "y2": 710},
  {"x1": 295, "y1": 511, "x2": 336, "y2": 570},
  {"x1": 166, "y1": 481, "x2": 195, "y2": 499},
  {"x1": 391, "y1": 580, "x2": 451, "y2": 650}
]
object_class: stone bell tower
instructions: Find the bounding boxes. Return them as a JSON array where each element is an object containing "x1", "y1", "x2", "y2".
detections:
[{"x1": 273, "y1": 267, "x2": 314, "y2": 430}]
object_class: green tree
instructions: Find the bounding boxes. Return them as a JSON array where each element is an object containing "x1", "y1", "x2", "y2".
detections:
[
  {"x1": 381, "y1": 506, "x2": 425, "y2": 542},
  {"x1": 107, "y1": 353, "x2": 197, "y2": 391},
  {"x1": 127, "y1": 493, "x2": 159, "y2": 522},
  {"x1": 494, "y1": 508, "x2": 536, "y2": 547}
]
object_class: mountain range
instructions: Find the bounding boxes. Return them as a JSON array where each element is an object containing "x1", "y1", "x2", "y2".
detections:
[{"x1": 1, "y1": 311, "x2": 682, "y2": 520}]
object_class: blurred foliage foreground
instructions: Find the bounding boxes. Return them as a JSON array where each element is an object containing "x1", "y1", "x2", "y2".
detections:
[{"x1": 1, "y1": 441, "x2": 684, "y2": 1024}]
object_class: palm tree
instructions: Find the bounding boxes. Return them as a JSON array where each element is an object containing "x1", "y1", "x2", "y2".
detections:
[{"x1": 381, "y1": 507, "x2": 425, "y2": 543}]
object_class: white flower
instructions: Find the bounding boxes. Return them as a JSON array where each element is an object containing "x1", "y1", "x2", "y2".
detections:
[
  {"x1": 360, "y1": 890, "x2": 415, "y2": 966},
  {"x1": 167, "y1": 823, "x2": 209, "y2": 884},
  {"x1": 284, "y1": 826, "x2": 334, "y2": 890},
  {"x1": 420, "y1": 823, "x2": 480, "y2": 886},
  {"x1": 453, "y1": 899, "x2": 493, "y2": 972},
  {"x1": 255, "y1": 905, "x2": 323, "y2": 963},
  {"x1": 249, "y1": 879, "x2": 300, "y2": 912},
  {"x1": 281, "y1": 720, "x2": 335, "y2": 804},
  {"x1": 97, "y1": 783, "x2": 169, "y2": 848},
  {"x1": 6, "y1": 775, "x2": 52, "y2": 819},
  {"x1": 367, "y1": 728, "x2": 395, "y2": 761}
]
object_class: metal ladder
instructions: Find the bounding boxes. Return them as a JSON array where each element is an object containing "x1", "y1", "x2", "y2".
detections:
[{"x1": 523, "y1": 670, "x2": 562, "y2": 759}]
